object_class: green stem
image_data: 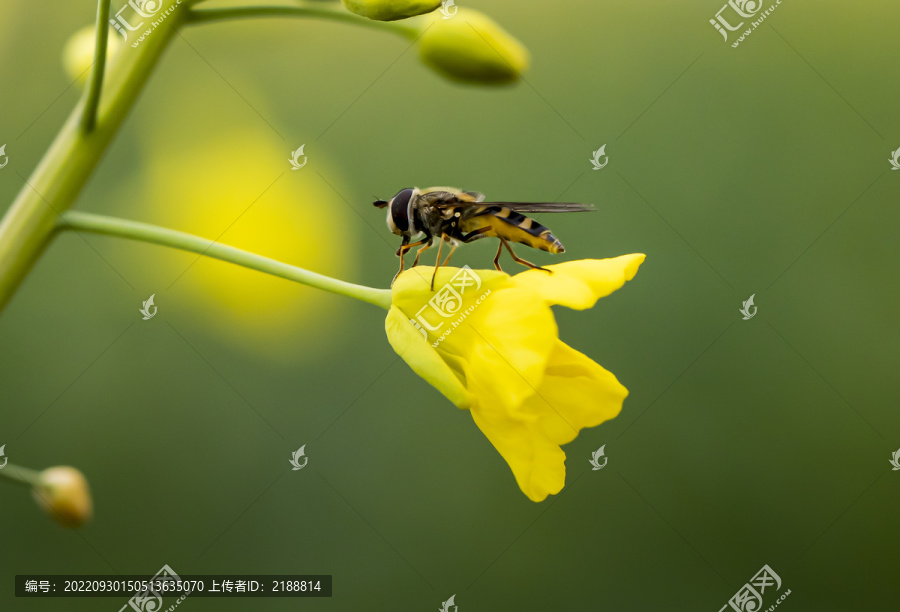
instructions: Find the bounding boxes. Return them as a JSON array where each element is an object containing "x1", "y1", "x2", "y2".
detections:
[
  {"x1": 59, "y1": 211, "x2": 392, "y2": 310},
  {"x1": 185, "y1": 4, "x2": 419, "y2": 39},
  {"x1": 0, "y1": 0, "x2": 412, "y2": 318},
  {"x1": 0, "y1": 1, "x2": 195, "y2": 315},
  {"x1": 81, "y1": 0, "x2": 112, "y2": 132},
  {"x1": 0, "y1": 464, "x2": 42, "y2": 488}
]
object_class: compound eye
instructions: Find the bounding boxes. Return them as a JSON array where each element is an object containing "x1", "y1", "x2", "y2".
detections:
[{"x1": 390, "y1": 188, "x2": 413, "y2": 233}]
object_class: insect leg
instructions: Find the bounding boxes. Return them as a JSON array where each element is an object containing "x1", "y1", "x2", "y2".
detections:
[
  {"x1": 492, "y1": 240, "x2": 504, "y2": 272},
  {"x1": 392, "y1": 237, "x2": 410, "y2": 284},
  {"x1": 441, "y1": 243, "x2": 458, "y2": 267},
  {"x1": 392, "y1": 238, "x2": 430, "y2": 284},
  {"x1": 430, "y1": 236, "x2": 447, "y2": 290},
  {"x1": 411, "y1": 239, "x2": 433, "y2": 267},
  {"x1": 459, "y1": 227, "x2": 492, "y2": 242},
  {"x1": 500, "y1": 237, "x2": 551, "y2": 273},
  {"x1": 396, "y1": 238, "x2": 428, "y2": 258}
]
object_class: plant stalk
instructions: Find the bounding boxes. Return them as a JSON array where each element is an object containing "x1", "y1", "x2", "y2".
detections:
[
  {"x1": 59, "y1": 211, "x2": 392, "y2": 309},
  {"x1": 0, "y1": 2, "x2": 189, "y2": 314},
  {"x1": 81, "y1": 0, "x2": 112, "y2": 132},
  {"x1": 0, "y1": 464, "x2": 42, "y2": 488},
  {"x1": 0, "y1": 0, "x2": 410, "y2": 316}
]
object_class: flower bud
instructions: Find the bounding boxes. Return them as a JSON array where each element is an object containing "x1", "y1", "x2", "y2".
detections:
[
  {"x1": 62, "y1": 25, "x2": 121, "y2": 86},
  {"x1": 342, "y1": 0, "x2": 442, "y2": 21},
  {"x1": 32, "y1": 467, "x2": 93, "y2": 528},
  {"x1": 417, "y1": 8, "x2": 529, "y2": 85}
]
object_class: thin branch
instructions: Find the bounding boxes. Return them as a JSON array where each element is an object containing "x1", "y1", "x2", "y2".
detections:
[
  {"x1": 185, "y1": 4, "x2": 419, "y2": 39},
  {"x1": 0, "y1": 464, "x2": 41, "y2": 488},
  {"x1": 0, "y1": 4, "x2": 187, "y2": 316},
  {"x1": 58, "y1": 211, "x2": 393, "y2": 310},
  {"x1": 81, "y1": 0, "x2": 112, "y2": 132}
]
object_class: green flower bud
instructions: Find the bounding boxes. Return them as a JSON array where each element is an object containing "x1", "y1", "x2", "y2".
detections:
[
  {"x1": 417, "y1": 8, "x2": 529, "y2": 85},
  {"x1": 62, "y1": 25, "x2": 121, "y2": 86},
  {"x1": 32, "y1": 466, "x2": 93, "y2": 528},
  {"x1": 342, "y1": 0, "x2": 442, "y2": 21}
]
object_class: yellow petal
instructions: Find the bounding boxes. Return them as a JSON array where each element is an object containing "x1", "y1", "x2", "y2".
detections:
[
  {"x1": 521, "y1": 341, "x2": 628, "y2": 445},
  {"x1": 461, "y1": 286, "x2": 557, "y2": 412},
  {"x1": 391, "y1": 265, "x2": 508, "y2": 301},
  {"x1": 385, "y1": 306, "x2": 470, "y2": 408},
  {"x1": 511, "y1": 254, "x2": 645, "y2": 310},
  {"x1": 393, "y1": 267, "x2": 557, "y2": 412},
  {"x1": 470, "y1": 403, "x2": 565, "y2": 502}
]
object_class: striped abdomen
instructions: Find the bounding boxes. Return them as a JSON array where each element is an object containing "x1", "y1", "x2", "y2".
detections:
[{"x1": 459, "y1": 206, "x2": 565, "y2": 253}]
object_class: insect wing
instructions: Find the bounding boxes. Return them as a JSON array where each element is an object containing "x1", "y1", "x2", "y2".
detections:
[
  {"x1": 431, "y1": 200, "x2": 594, "y2": 213},
  {"x1": 480, "y1": 201, "x2": 595, "y2": 213}
]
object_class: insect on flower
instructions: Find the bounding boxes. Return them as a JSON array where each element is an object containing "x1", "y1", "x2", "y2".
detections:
[{"x1": 373, "y1": 187, "x2": 594, "y2": 289}]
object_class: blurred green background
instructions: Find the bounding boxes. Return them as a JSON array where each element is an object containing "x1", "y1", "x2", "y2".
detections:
[{"x1": 1, "y1": 0, "x2": 899, "y2": 609}]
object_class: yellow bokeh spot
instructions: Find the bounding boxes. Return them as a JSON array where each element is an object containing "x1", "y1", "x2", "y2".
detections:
[
  {"x1": 62, "y1": 25, "x2": 122, "y2": 86},
  {"x1": 135, "y1": 127, "x2": 355, "y2": 359}
]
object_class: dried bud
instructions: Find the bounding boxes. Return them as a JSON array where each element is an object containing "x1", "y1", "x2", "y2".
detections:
[
  {"x1": 342, "y1": 0, "x2": 442, "y2": 21},
  {"x1": 417, "y1": 8, "x2": 529, "y2": 85},
  {"x1": 32, "y1": 467, "x2": 93, "y2": 528},
  {"x1": 62, "y1": 25, "x2": 121, "y2": 86}
]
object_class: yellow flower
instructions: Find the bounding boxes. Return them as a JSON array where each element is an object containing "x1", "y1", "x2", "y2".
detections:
[
  {"x1": 342, "y1": 0, "x2": 442, "y2": 21},
  {"x1": 31, "y1": 466, "x2": 93, "y2": 528},
  {"x1": 385, "y1": 255, "x2": 644, "y2": 501},
  {"x1": 416, "y1": 8, "x2": 529, "y2": 84}
]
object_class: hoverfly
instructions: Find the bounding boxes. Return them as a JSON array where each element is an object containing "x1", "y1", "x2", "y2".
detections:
[{"x1": 373, "y1": 187, "x2": 594, "y2": 289}]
